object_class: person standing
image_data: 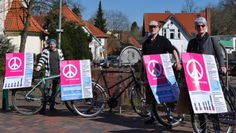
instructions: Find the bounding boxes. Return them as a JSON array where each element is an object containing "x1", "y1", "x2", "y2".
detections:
[
  {"x1": 187, "y1": 16, "x2": 226, "y2": 73},
  {"x1": 35, "y1": 39, "x2": 64, "y2": 112},
  {"x1": 187, "y1": 16, "x2": 226, "y2": 132},
  {"x1": 142, "y1": 20, "x2": 182, "y2": 124}
]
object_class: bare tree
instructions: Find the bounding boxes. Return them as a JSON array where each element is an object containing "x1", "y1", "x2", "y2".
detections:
[
  {"x1": 211, "y1": 0, "x2": 236, "y2": 35},
  {"x1": 19, "y1": 0, "x2": 34, "y2": 52},
  {"x1": 182, "y1": 0, "x2": 198, "y2": 13},
  {"x1": 19, "y1": 0, "x2": 77, "y2": 52},
  {"x1": 104, "y1": 10, "x2": 130, "y2": 31}
]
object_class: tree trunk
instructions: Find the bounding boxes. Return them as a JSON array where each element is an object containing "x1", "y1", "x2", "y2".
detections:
[{"x1": 19, "y1": 0, "x2": 34, "y2": 52}]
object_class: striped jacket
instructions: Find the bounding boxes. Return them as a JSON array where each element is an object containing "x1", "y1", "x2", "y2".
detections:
[{"x1": 37, "y1": 48, "x2": 64, "y2": 76}]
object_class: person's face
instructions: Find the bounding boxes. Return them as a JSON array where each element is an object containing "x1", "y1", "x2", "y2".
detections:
[
  {"x1": 195, "y1": 23, "x2": 207, "y2": 36},
  {"x1": 49, "y1": 42, "x2": 57, "y2": 51},
  {"x1": 149, "y1": 25, "x2": 159, "y2": 35}
]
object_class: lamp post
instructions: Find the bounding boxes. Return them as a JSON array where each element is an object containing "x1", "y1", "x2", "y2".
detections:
[{"x1": 57, "y1": 0, "x2": 63, "y2": 49}]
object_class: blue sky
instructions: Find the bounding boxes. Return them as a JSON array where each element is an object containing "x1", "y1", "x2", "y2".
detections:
[{"x1": 78, "y1": 0, "x2": 220, "y2": 26}]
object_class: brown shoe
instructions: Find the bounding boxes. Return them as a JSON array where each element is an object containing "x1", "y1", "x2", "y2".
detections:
[{"x1": 50, "y1": 107, "x2": 58, "y2": 112}]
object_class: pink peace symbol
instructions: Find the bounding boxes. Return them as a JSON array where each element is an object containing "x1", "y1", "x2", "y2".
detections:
[
  {"x1": 62, "y1": 64, "x2": 78, "y2": 78},
  {"x1": 8, "y1": 57, "x2": 22, "y2": 70}
]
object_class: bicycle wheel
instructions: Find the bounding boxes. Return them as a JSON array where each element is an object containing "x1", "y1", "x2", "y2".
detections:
[
  {"x1": 12, "y1": 86, "x2": 44, "y2": 115},
  {"x1": 72, "y1": 81, "x2": 107, "y2": 117},
  {"x1": 153, "y1": 101, "x2": 184, "y2": 127},
  {"x1": 119, "y1": 46, "x2": 141, "y2": 66},
  {"x1": 130, "y1": 84, "x2": 149, "y2": 117},
  {"x1": 191, "y1": 98, "x2": 234, "y2": 133},
  {"x1": 64, "y1": 101, "x2": 78, "y2": 115}
]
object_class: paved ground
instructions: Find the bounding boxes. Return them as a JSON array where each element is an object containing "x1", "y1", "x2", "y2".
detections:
[
  {"x1": 0, "y1": 109, "x2": 193, "y2": 133},
  {"x1": 0, "y1": 75, "x2": 194, "y2": 133},
  {"x1": 1, "y1": 76, "x2": 236, "y2": 133}
]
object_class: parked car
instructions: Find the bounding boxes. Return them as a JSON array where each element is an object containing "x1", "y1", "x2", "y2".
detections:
[{"x1": 107, "y1": 55, "x2": 119, "y2": 67}]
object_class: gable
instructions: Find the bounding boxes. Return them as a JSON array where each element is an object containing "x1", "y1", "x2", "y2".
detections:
[
  {"x1": 83, "y1": 21, "x2": 107, "y2": 38},
  {"x1": 62, "y1": 4, "x2": 107, "y2": 38},
  {"x1": 62, "y1": 4, "x2": 84, "y2": 25},
  {"x1": 4, "y1": 0, "x2": 47, "y2": 34}
]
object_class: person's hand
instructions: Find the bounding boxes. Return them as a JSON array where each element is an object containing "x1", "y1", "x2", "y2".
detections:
[
  {"x1": 175, "y1": 62, "x2": 182, "y2": 71},
  {"x1": 35, "y1": 66, "x2": 41, "y2": 71},
  {"x1": 221, "y1": 66, "x2": 227, "y2": 74}
]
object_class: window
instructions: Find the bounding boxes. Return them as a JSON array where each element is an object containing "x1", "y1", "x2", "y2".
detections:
[
  {"x1": 163, "y1": 29, "x2": 167, "y2": 38},
  {"x1": 170, "y1": 29, "x2": 175, "y2": 39},
  {"x1": 178, "y1": 29, "x2": 181, "y2": 39}
]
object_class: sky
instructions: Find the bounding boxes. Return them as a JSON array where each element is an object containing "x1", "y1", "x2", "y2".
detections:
[{"x1": 78, "y1": 0, "x2": 220, "y2": 26}]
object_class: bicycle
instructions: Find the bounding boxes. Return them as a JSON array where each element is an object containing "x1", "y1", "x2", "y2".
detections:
[
  {"x1": 11, "y1": 73, "x2": 75, "y2": 115},
  {"x1": 190, "y1": 73, "x2": 236, "y2": 133},
  {"x1": 151, "y1": 60, "x2": 185, "y2": 128},
  {"x1": 70, "y1": 46, "x2": 148, "y2": 118},
  {"x1": 189, "y1": 44, "x2": 236, "y2": 133}
]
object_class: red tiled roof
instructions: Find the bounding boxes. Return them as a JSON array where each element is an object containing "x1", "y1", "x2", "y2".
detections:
[
  {"x1": 144, "y1": 13, "x2": 171, "y2": 32},
  {"x1": 144, "y1": 12, "x2": 207, "y2": 36},
  {"x1": 62, "y1": 4, "x2": 84, "y2": 25},
  {"x1": 174, "y1": 13, "x2": 205, "y2": 36},
  {"x1": 33, "y1": 15, "x2": 47, "y2": 28},
  {"x1": 128, "y1": 36, "x2": 141, "y2": 48},
  {"x1": 83, "y1": 21, "x2": 107, "y2": 38},
  {"x1": 62, "y1": 4, "x2": 107, "y2": 38},
  {"x1": 4, "y1": 0, "x2": 48, "y2": 34}
]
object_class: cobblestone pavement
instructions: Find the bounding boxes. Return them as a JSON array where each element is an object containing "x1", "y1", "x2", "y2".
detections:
[
  {"x1": 2, "y1": 75, "x2": 226, "y2": 133},
  {"x1": 0, "y1": 108, "x2": 193, "y2": 133}
]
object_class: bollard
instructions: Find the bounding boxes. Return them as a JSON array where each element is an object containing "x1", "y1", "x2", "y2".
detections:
[{"x1": 2, "y1": 89, "x2": 9, "y2": 112}]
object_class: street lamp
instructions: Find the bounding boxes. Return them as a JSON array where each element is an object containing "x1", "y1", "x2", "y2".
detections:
[{"x1": 57, "y1": 0, "x2": 63, "y2": 49}]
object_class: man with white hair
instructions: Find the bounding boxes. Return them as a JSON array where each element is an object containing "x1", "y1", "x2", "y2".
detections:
[
  {"x1": 142, "y1": 20, "x2": 182, "y2": 124},
  {"x1": 187, "y1": 16, "x2": 226, "y2": 132},
  {"x1": 187, "y1": 16, "x2": 226, "y2": 73}
]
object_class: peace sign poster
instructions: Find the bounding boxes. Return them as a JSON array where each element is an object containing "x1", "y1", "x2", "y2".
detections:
[
  {"x1": 60, "y1": 60, "x2": 92, "y2": 101},
  {"x1": 3, "y1": 53, "x2": 33, "y2": 89},
  {"x1": 143, "y1": 54, "x2": 180, "y2": 104},
  {"x1": 182, "y1": 53, "x2": 227, "y2": 114}
]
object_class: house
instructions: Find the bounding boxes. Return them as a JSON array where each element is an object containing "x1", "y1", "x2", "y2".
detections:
[
  {"x1": 34, "y1": 4, "x2": 108, "y2": 61},
  {"x1": 213, "y1": 35, "x2": 236, "y2": 53},
  {"x1": 1, "y1": 0, "x2": 48, "y2": 54},
  {"x1": 106, "y1": 32, "x2": 142, "y2": 56},
  {"x1": 58, "y1": 4, "x2": 108, "y2": 61},
  {"x1": 143, "y1": 9, "x2": 211, "y2": 54},
  {"x1": 0, "y1": 1, "x2": 108, "y2": 61}
]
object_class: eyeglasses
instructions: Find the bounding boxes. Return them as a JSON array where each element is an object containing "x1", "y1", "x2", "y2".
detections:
[
  {"x1": 196, "y1": 25, "x2": 205, "y2": 28},
  {"x1": 149, "y1": 25, "x2": 158, "y2": 29}
]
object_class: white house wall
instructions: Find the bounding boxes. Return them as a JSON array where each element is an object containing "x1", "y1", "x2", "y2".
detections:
[
  {"x1": 158, "y1": 19, "x2": 189, "y2": 54},
  {"x1": 0, "y1": 0, "x2": 5, "y2": 34},
  {"x1": 7, "y1": 35, "x2": 41, "y2": 55},
  {"x1": 82, "y1": 26, "x2": 106, "y2": 61}
]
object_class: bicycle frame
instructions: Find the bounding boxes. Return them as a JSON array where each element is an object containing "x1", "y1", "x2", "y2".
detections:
[
  {"x1": 94, "y1": 66, "x2": 139, "y2": 100},
  {"x1": 25, "y1": 75, "x2": 60, "y2": 100}
]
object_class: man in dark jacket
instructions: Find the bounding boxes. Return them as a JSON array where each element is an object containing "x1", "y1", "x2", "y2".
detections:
[
  {"x1": 187, "y1": 16, "x2": 226, "y2": 132},
  {"x1": 187, "y1": 17, "x2": 226, "y2": 73},
  {"x1": 142, "y1": 20, "x2": 182, "y2": 124}
]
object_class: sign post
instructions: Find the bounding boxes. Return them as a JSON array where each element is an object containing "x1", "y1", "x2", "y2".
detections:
[{"x1": 2, "y1": 89, "x2": 8, "y2": 111}]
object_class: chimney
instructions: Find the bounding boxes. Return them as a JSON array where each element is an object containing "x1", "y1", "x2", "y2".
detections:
[
  {"x1": 165, "y1": 11, "x2": 171, "y2": 13},
  {"x1": 205, "y1": 8, "x2": 211, "y2": 35}
]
